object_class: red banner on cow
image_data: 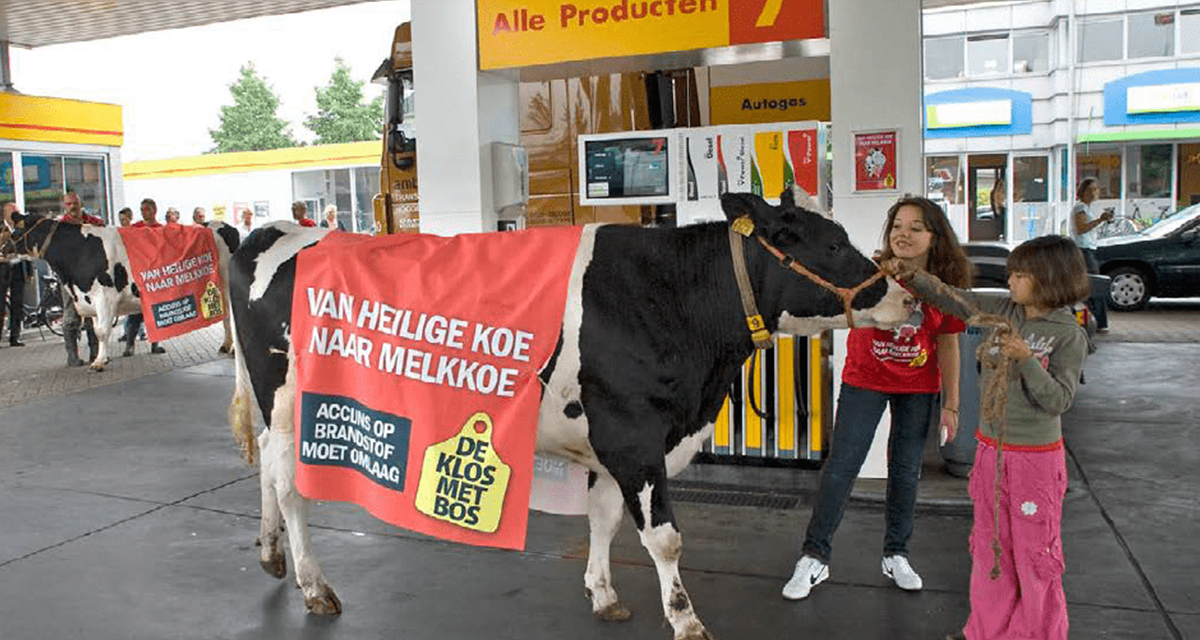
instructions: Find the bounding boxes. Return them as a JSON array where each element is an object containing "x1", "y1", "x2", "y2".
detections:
[
  {"x1": 290, "y1": 227, "x2": 582, "y2": 550},
  {"x1": 119, "y1": 225, "x2": 226, "y2": 342}
]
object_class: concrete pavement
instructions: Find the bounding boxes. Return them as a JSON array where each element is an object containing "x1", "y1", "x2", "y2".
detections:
[{"x1": 0, "y1": 312, "x2": 1195, "y2": 640}]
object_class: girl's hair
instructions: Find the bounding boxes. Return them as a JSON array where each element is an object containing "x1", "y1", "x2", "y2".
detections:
[
  {"x1": 324, "y1": 204, "x2": 338, "y2": 217},
  {"x1": 1076, "y1": 177, "x2": 1098, "y2": 201},
  {"x1": 878, "y1": 195, "x2": 973, "y2": 288},
  {"x1": 1007, "y1": 235, "x2": 1091, "y2": 308}
]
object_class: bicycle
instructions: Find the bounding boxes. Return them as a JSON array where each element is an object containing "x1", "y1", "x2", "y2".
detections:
[{"x1": 19, "y1": 266, "x2": 64, "y2": 338}]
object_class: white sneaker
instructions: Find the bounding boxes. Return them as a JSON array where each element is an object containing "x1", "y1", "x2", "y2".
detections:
[
  {"x1": 782, "y1": 555, "x2": 829, "y2": 600},
  {"x1": 881, "y1": 555, "x2": 923, "y2": 591}
]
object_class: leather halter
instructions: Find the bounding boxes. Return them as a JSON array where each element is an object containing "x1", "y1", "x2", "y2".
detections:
[{"x1": 728, "y1": 216, "x2": 886, "y2": 348}]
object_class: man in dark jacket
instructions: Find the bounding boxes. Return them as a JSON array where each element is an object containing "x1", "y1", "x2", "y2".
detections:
[{"x1": 2, "y1": 202, "x2": 28, "y2": 347}]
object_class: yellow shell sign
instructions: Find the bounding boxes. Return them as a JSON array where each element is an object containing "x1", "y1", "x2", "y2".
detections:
[
  {"x1": 415, "y1": 412, "x2": 512, "y2": 533},
  {"x1": 478, "y1": 0, "x2": 826, "y2": 70}
]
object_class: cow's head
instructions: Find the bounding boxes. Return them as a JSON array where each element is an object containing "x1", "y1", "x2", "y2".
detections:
[
  {"x1": 4, "y1": 212, "x2": 58, "y2": 258},
  {"x1": 720, "y1": 187, "x2": 915, "y2": 335}
]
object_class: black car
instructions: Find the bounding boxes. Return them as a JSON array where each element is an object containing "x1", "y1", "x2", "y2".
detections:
[{"x1": 1095, "y1": 204, "x2": 1200, "y2": 311}]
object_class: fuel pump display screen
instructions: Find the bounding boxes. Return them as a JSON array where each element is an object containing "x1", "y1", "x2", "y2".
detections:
[{"x1": 584, "y1": 137, "x2": 670, "y2": 200}]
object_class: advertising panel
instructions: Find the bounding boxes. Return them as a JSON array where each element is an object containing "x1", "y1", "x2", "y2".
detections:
[{"x1": 478, "y1": 0, "x2": 825, "y2": 70}]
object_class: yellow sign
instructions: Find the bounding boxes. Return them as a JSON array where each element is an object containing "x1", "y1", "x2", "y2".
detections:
[
  {"x1": 0, "y1": 93, "x2": 123, "y2": 147},
  {"x1": 710, "y1": 80, "x2": 831, "y2": 125},
  {"x1": 415, "y1": 412, "x2": 512, "y2": 533},
  {"x1": 478, "y1": 0, "x2": 826, "y2": 70}
]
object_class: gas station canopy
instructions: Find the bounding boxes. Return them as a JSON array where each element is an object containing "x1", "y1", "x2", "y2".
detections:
[{"x1": 0, "y1": 0, "x2": 376, "y2": 48}]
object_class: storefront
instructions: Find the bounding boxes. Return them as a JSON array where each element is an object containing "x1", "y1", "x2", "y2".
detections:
[
  {"x1": 123, "y1": 141, "x2": 382, "y2": 232},
  {"x1": 1075, "y1": 68, "x2": 1200, "y2": 226},
  {"x1": 923, "y1": 87, "x2": 1062, "y2": 243},
  {"x1": 1, "y1": 92, "x2": 124, "y2": 222}
]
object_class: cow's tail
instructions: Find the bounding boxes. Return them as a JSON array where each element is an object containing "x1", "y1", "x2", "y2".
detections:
[{"x1": 229, "y1": 340, "x2": 258, "y2": 467}]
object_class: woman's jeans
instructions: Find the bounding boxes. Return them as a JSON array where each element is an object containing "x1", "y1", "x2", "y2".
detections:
[{"x1": 802, "y1": 383, "x2": 938, "y2": 563}]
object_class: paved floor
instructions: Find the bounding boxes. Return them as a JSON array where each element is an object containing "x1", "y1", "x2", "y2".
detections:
[{"x1": 0, "y1": 306, "x2": 1196, "y2": 640}]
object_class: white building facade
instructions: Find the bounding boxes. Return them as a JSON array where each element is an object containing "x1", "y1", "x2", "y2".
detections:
[{"x1": 922, "y1": 0, "x2": 1200, "y2": 243}]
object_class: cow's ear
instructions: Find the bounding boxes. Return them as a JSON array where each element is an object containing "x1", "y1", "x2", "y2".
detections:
[{"x1": 719, "y1": 192, "x2": 762, "y2": 223}]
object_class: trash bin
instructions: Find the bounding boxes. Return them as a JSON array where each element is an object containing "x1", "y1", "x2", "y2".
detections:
[{"x1": 941, "y1": 326, "x2": 984, "y2": 478}]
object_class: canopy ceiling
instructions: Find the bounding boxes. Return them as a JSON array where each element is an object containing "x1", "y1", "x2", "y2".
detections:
[
  {"x1": 0, "y1": 0, "x2": 378, "y2": 49},
  {"x1": 3, "y1": 0, "x2": 982, "y2": 50}
]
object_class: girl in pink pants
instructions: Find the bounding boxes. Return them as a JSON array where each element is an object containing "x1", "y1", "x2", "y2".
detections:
[{"x1": 885, "y1": 235, "x2": 1092, "y2": 640}]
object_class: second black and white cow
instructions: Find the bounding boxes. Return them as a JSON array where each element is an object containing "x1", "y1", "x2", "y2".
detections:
[
  {"x1": 5, "y1": 213, "x2": 240, "y2": 370},
  {"x1": 226, "y1": 191, "x2": 915, "y2": 640}
]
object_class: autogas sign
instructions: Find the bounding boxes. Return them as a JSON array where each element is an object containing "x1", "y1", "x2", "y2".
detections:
[{"x1": 477, "y1": 0, "x2": 825, "y2": 70}]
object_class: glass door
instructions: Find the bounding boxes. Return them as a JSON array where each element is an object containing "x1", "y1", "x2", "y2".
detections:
[{"x1": 967, "y1": 154, "x2": 1007, "y2": 241}]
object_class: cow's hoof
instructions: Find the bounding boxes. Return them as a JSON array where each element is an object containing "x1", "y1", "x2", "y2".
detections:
[
  {"x1": 260, "y1": 554, "x2": 287, "y2": 579},
  {"x1": 304, "y1": 587, "x2": 342, "y2": 615},
  {"x1": 122, "y1": 347, "x2": 134, "y2": 357},
  {"x1": 594, "y1": 602, "x2": 632, "y2": 622},
  {"x1": 674, "y1": 625, "x2": 715, "y2": 640},
  {"x1": 218, "y1": 345, "x2": 230, "y2": 354},
  {"x1": 88, "y1": 362, "x2": 105, "y2": 372}
]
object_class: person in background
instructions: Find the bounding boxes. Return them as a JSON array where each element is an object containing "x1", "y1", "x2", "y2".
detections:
[
  {"x1": 319, "y1": 204, "x2": 345, "y2": 231},
  {"x1": 292, "y1": 201, "x2": 316, "y2": 227},
  {"x1": 882, "y1": 235, "x2": 1090, "y2": 640},
  {"x1": 165, "y1": 207, "x2": 181, "y2": 224},
  {"x1": 192, "y1": 207, "x2": 207, "y2": 225},
  {"x1": 114, "y1": 206, "x2": 136, "y2": 344},
  {"x1": 237, "y1": 208, "x2": 254, "y2": 239},
  {"x1": 57, "y1": 192, "x2": 102, "y2": 366},
  {"x1": 127, "y1": 198, "x2": 166, "y2": 356},
  {"x1": 783, "y1": 195, "x2": 972, "y2": 601},
  {"x1": 1, "y1": 202, "x2": 29, "y2": 347},
  {"x1": 1070, "y1": 178, "x2": 1114, "y2": 334}
]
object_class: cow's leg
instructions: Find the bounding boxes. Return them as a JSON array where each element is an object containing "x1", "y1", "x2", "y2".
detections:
[
  {"x1": 89, "y1": 300, "x2": 116, "y2": 370},
  {"x1": 256, "y1": 429, "x2": 287, "y2": 580},
  {"x1": 584, "y1": 471, "x2": 631, "y2": 621},
  {"x1": 622, "y1": 468, "x2": 712, "y2": 640},
  {"x1": 218, "y1": 312, "x2": 234, "y2": 354},
  {"x1": 264, "y1": 356, "x2": 341, "y2": 614}
]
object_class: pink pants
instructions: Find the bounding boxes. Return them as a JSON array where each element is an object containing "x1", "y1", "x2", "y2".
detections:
[{"x1": 964, "y1": 436, "x2": 1069, "y2": 640}]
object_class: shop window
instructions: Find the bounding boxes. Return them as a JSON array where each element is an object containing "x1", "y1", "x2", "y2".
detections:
[
  {"x1": 1127, "y1": 144, "x2": 1174, "y2": 223},
  {"x1": 1127, "y1": 12, "x2": 1174, "y2": 59},
  {"x1": 1076, "y1": 148, "x2": 1122, "y2": 213},
  {"x1": 967, "y1": 34, "x2": 1008, "y2": 76},
  {"x1": 1078, "y1": 19, "x2": 1122, "y2": 63},
  {"x1": 1182, "y1": 10, "x2": 1200, "y2": 55},
  {"x1": 1013, "y1": 156, "x2": 1051, "y2": 242},
  {"x1": 924, "y1": 36, "x2": 964, "y2": 80},
  {"x1": 353, "y1": 167, "x2": 381, "y2": 233},
  {"x1": 1178, "y1": 143, "x2": 1200, "y2": 209},
  {"x1": 22, "y1": 155, "x2": 65, "y2": 218},
  {"x1": 926, "y1": 156, "x2": 962, "y2": 206},
  {"x1": 1012, "y1": 32, "x2": 1050, "y2": 73},
  {"x1": 65, "y1": 157, "x2": 109, "y2": 223},
  {"x1": 0, "y1": 152, "x2": 13, "y2": 211}
]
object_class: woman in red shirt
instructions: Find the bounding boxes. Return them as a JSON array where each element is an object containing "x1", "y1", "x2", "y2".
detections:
[{"x1": 783, "y1": 195, "x2": 973, "y2": 600}]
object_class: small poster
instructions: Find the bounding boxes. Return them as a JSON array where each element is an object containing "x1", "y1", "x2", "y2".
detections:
[{"x1": 853, "y1": 130, "x2": 899, "y2": 193}]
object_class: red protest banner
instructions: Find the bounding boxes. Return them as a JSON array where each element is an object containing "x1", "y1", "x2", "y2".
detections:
[
  {"x1": 290, "y1": 227, "x2": 582, "y2": 550},
  {"x1": 119, "y1": 225, "x2": 226, "y2": 342}
]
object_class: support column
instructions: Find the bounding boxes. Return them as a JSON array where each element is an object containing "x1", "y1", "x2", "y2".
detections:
[
  {"x1": 828, "y1": 0, "x2": 924, "y2": 478},
  {"x1": 411, "y1": 0, "x2": 521, "y2": 236}
]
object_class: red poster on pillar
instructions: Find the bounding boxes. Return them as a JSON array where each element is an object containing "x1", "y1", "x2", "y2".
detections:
[
  {"x1": 290, "y1": 227, "x2": 582, "y2": 550},
  {"x1": 119, "y1": 225, "x2": 226, "y2": 342},
  {"x1": 853, "y1": 130, "x2": 899, "y2": 192}
]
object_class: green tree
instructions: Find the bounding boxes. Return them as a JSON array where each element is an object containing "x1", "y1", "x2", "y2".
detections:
[
  {"x1": 303, "y1": 57, "x2": 383, "y2": 145},
  {"x1": 208, "y1": 63, "x2": 297, "y2": 153}
]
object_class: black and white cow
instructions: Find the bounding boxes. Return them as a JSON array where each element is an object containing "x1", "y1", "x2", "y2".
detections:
[
  {"x1": 226, "y1": 191, "x2": 915, "y2": 640},
  {"x1": 5, "y1": 213, "x2": 240, "y2": 370}
]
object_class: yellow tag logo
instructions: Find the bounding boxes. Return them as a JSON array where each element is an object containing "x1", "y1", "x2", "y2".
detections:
[
  {"x1": 199, "y1": 280, "x2": 224, "y2": 320},
  {"x1": 909, "y1": 349, "x2": 928, "y2": 368},
  {"x1": 415, "y1": 412, "x2": 511, "y2": 533}
]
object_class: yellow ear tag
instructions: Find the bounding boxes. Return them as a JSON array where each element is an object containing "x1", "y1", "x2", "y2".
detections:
[
  {"x1": 200, "y1": 281, "x2": 225, "y2": 320},
  {"x1": 415, "y1": 412, "x2": 511, "y2": 533},
  {"x1": 731, "y1": 217, "x2": 755, "y2": 237}
]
